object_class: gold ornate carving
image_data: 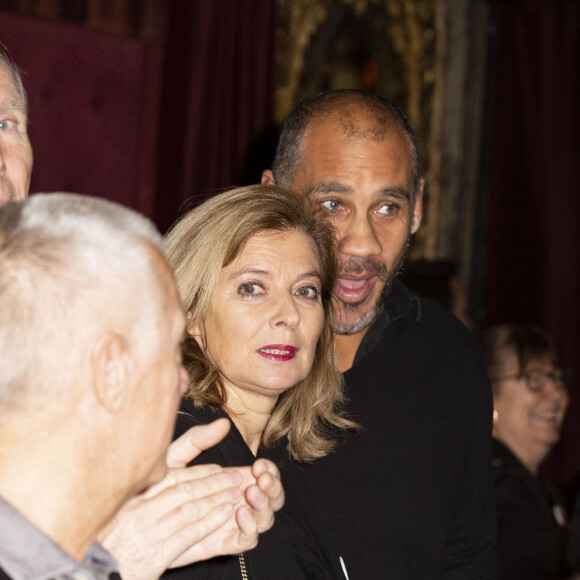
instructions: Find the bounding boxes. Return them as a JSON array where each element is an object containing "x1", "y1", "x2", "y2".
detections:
[
  {"x1": 275, "y1": 0, "x2": 444, "y2": 258},
  {"x1": 275, "y1": 0, "x2": 486, "y2": 269}
]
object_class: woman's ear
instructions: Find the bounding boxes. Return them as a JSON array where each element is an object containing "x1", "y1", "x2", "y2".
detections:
[
  {"x1": 187, "y1": 323, "x2": 201, "y2": 339},
  {"x1": 187, "y1": 314, "x2": 205, "y2": 348},
  {"x1": 91, "y1": 332, "x2": 129, "y2": 413}
]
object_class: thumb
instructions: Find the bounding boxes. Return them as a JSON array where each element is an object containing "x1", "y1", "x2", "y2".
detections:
[{"x1": 166, "y1": 418, "x2": 230, "y2": 468}]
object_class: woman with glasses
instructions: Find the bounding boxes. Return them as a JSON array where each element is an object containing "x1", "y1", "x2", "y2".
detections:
[{"x1": 478, "y1": 324, "x2": 571, "y2": 579}]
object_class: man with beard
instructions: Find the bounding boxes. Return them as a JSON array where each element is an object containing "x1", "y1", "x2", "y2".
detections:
[{"x1": 261, "y1": 90, "x2": 499, "y2": 578}]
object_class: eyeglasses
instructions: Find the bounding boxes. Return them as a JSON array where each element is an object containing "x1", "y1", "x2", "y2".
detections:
[{"x1": 492, "y1": 368, "x2": 571, "y2": 392}]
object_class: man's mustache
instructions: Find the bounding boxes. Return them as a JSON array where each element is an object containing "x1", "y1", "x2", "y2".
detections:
[{"x1": 339, "y1": 257, "x2": 389, "y2": 281}]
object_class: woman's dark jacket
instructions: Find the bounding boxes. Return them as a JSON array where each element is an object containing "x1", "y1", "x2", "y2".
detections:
[
  {"x1": 493, "y1": 438, "x2": 570, "y2": 579},
  {"x1": 161, "y1": 398, "x2": 339, "y2": 579}
]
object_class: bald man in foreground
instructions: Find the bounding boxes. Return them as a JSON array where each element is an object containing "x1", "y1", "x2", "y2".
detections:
[
  {"x1": 0, "y1": 193, "x2": 284, "y2": 580},
  {"x1": 0, "y1": 49, "x2": 283, "y2": 578}
]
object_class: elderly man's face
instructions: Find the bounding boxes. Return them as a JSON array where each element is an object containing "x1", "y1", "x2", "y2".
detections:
[{"x1": 0, "y1": 62, "x2": 32, "y2": 206}]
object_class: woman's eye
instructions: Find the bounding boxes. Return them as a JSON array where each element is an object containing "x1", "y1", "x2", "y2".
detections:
[
  {"x1": 296, "y1": 285, "x2": 320, "y2": 300},
  {"x1": 238, "y1": 282, "x2": 262, "y2": 296}
]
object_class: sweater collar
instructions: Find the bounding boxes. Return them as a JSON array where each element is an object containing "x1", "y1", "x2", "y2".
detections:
[{"x1": 350, "y1": 279, "x2": 421, "y2": 369}]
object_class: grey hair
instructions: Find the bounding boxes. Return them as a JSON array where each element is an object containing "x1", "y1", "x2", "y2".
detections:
[
  {"x1": 272, "y1": 89, "x2": 421, "y2": 202},
  {"x1": 0, "y1": 46, "x2": 27, "y2": 110},
  {"x1": 0, "y1": 193, "x2": 164, "y2": 406}
]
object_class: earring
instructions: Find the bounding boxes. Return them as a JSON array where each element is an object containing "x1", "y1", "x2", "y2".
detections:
[{"x1": 493, "y1": 409, "x2": 499, "y2": 424}]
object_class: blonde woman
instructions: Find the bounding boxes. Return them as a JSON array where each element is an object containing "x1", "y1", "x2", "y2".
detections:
[{"x1": 162, "y1": 185, "x2": 355, "y2": 579}]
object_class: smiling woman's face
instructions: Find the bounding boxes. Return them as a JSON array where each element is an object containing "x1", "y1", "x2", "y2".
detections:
[
  {"x1": 492, "y1": 348, "x2": 569, "y2": 464},
  {"x1": 190, "y1": 228, "x2": 325, "y2": 403}
]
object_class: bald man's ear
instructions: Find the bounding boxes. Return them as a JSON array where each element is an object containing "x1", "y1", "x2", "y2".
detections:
[
  {"x1": 91, "y1": 332, "x2": 129, "y2": 413},
  {"x1": 261, "y1": 169, "x2": 276, "y2": 185},
  {"x1": 411, "y1": 178, "x2": 424, "y2": 235}
]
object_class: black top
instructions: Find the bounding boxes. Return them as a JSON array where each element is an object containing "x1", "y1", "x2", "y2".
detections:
[
  {"x1": 286, "y1": 280, "x2": 500, "y2": 579},
  {"x1": 492, "y1": 438, "x2": 570, "y2": 579},
  {"x1": 161, "y1": 401, "x2": 339, "y2": 579},
  {"x1": 569, "y1": 491, "x2": 580, "y2": 574},
  {"x1": 0, "y1": 572, "x2": 121, "y2": 580}
]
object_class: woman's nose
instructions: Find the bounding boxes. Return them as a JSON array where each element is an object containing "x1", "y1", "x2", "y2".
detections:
[{"x1": 271, "y1": 295, "x2": 300, "y2": 328}]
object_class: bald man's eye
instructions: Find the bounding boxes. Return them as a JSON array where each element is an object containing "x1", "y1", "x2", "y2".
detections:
[
  {"x1": 320, "y1": 199, "x2": 342, "y2": 211},
  {"x1": 376, "y1": 203, "x2": 400, "y2": 215}
]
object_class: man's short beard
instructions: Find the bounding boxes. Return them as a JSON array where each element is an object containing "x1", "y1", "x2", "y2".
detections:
[
  {"x1": 331, "y1": 236, "x2": 410, "y2": 336},
  {"x1": 332, "y1": 274, "x2": 392, "y2": 335}
]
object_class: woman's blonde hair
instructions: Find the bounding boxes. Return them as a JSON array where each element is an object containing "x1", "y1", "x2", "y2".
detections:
[{"x1": 165, "y1": 184, "x2": 355, "y2": 461}]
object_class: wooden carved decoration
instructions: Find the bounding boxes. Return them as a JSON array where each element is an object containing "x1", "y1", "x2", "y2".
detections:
[{"x1": 275, "y1": 0, "x2": 488, "y2": 269}]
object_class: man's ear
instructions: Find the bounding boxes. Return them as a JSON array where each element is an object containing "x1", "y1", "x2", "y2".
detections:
[
  {"x1": 261, "y1": 169, "x2": 276, "y2": 185},
  {"x1": 411, "y1": 178, "x2": 424, "y2": 235},
  {"x1": 91, "y1": 332, "x2": 130, "y2": 413}
]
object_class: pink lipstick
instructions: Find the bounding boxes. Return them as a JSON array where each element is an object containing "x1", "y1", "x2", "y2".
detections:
[{"x1": 258, "y1": 344, "x2": 297, "y2": 362}]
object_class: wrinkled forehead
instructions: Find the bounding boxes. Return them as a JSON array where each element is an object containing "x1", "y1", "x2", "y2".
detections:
[
  {"x1": 300, "y1": 113, "x2": 415, "y2": 185},
  {"x1": 306, "y1": 111, "x2": 413, "y2": 162},
  {"x1": 0, "y1": 60, "x2": 26, "y2": 110}
]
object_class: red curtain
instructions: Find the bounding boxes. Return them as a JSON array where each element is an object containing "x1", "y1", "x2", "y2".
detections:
[
  {"x1": 485, "y1": 0, "x2": 580, "y2": 501},
  {"x1": 154, "y1": 0, "x2": 277, "y2": 232},
  {"x1": 0, "y1": 10, "x2": 162, "y2": 216}
]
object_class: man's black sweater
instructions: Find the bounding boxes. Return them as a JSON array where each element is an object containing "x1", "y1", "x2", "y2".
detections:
[{"x1": 286, "y1": 280, "x2": 499, "y2": 578}]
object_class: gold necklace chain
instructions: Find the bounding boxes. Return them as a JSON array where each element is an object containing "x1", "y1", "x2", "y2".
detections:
[{"x1": 238, "y1": 553, "x2": 248, "y2": 580}]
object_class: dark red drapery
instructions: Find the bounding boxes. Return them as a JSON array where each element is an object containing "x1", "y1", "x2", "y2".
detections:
[
  {"x1": 154, "y1": 0, "x2": 277, "y2": 232},
  {"x1": 485, "y1": 0, "x2": 580, "y2": 501}
]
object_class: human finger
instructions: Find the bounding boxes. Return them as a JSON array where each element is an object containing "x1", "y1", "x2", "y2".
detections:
[
  {"x1": 116, "y1": 501, "x2": 236, "y2": 580},
  {"x1": 251, "y1": 457, "x2": 281, "y2": 479},
  {"x1": 234, "y1": 504, "x2": 260, "y2": 551},
  {"x1": 146, "y1": 470, "x2": 245, "y2": 524},
  {"x1": 255, "y1": 469, "x2": 285, "y2": 511},
  {"x1": 170, "y1": 505, "x2": 257, "y2": 566},
  {"x1": 166, "y1": 418, "x2": 231, "y2": 468},
  {"x1": 244, "y1": 482, "x2": 277, "y2": 533},
  {"x1": 140, "y1": 463, "x2": 227, "y2": 500}
]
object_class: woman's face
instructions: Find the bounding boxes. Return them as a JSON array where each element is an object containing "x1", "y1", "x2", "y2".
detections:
[
  {"x1": 192, "y1": 229, "x2": 325, "y2": 403},
  {"x1": 492, "y1": 349, "x2": 569, "y2": 458}
]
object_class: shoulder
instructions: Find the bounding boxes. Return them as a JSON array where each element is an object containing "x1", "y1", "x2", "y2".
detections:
[
  {"x1": 372, "y1": 281, "x2": 492, "y2": 428},
  {"x1": 492, "y1": 439, "x2": 523, "y2": 484},
  {"x1": 492, "y1": 440, "x2": 545, "y2": 509},
  {"x1": 382, "y1": 281, "x2": 488, "y2": 383},
  {"x1": 386, "y1": 280, "x2": 476, "y2": 344},
  {"x1": 174, "y1": 397, "x2": 225, "y2": 438}
]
